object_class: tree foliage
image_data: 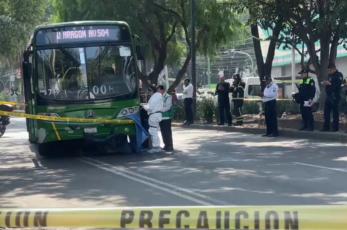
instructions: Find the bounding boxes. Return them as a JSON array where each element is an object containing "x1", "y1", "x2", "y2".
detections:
[
  {"x1": 278, "y1": 0, "x2": 347, "y2": 83},
  {"x1": 232, "y1": 0, "x2": 284, "y2": 89},
  {"x1": 0, "y1": 0, "x2": 48, "y2": 68},
  {"x1": 236, "y1": 0, "x2": 347, "y2": 87},
  {"x1": 52, "y1": 0, "x2": 241, "y2": 89}
]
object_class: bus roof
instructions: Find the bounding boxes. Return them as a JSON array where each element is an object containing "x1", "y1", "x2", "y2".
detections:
[{"x1": 34, "y1": 20, "x2": 129, "y2": 32}]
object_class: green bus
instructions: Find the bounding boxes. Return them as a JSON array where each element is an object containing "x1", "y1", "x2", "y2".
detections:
[{"x1": 22, "y1": 21, "x2": 140, "y2": 155}]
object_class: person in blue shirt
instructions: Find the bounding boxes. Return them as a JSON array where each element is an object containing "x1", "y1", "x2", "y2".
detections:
[{"x1": 262, "y1": 76, "x2": 279, "y2": 137}]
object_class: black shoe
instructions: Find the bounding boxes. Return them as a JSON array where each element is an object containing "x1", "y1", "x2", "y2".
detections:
[
  {"x1": 162, "y1": 146, "x2": 174, "y2": 153},
  {"x1": 320, "y1": 128, "x2": 329, "y2": 132},
  {"x1": 227, "y1": 123, "x2": 232, "y2": 126},
  {"x1": 332, "y1": 128, "x2": 339, "y2": 132},
  {"x1": 166, "y1": 148, "x2": 174, "y2": 152},
  {"x1": 299, "y1": 127, "x2": 307, "y2": 131},
  {"x1": 262, "y1": 133, "x2": 271, "y2": 137},
  {"x1": 218, "y1": 123, "x2": 224, "y2": 126},
  {"x1": 270, "y1": 133, "x2": 279, "y2": 137},
  {"x1": 306, "y1": 128, "x2": 314, "y2": 131}
]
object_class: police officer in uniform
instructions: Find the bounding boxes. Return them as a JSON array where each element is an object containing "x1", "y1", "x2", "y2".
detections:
[
  {"x1": 231, "y1": 74, "x2": 245, "y2": 125},
  {"x1": 298, "y1": 68, "x2": 316, "y2": 131},
  {"x1": 262, "y1": 76, "x2": 279, "y2": 137},
  {"x1": 322, "y1": 63, "x2": 344, "y2": 132},
  {"x1": 215, "y1": 71, "x2": 232, "y2": 126}
]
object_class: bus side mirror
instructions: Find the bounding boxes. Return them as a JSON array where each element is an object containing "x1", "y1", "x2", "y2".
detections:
[
  {"x1": 22, "y1": 51, "x2": 33, "y2": 101},
  {"x1": 22, "y1": 50, "x2": 32, "y2": 78},
  {"x1": 136, "y1": 46, "x2": 145, "y2": 61}
]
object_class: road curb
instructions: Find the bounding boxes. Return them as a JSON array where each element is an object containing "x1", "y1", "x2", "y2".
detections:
[{"x1": 172, "y1": 122, "x2": 347, "y2": 143}]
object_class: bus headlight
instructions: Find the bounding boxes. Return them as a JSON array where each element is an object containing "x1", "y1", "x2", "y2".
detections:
[{"x1": 117, "y1": 106, "x2": 139, "y2": 118}]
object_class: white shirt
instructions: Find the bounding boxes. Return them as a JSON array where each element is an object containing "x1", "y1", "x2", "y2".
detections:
[
  {"x1": 311, "y1": 75, "x2": 320, "y2": 103},
  {"x1": 144, "y1": 92, "x2": 163, "y2": 114},
  {"x1": 183, "y1": 83, "x2": 193, "y2": 99},
  {"x1": 263, "y1": 82, "x2": 278, "y2": 102}
]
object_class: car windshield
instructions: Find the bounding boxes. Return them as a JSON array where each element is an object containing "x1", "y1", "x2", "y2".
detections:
[{"x1": 36, "y1": 45, "x2": 137, "y2": 101}]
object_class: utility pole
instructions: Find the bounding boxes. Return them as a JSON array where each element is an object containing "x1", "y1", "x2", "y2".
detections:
[
  {"x1": 291, "y1": 35, "x2": 296, "y2": 93},
  {"x1": 191, "y1": 0, "x2": 197, "y2": 113}
]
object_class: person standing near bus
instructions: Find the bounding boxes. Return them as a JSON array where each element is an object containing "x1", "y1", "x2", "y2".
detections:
[
  {"x1": 262, "y1": 76, "x2": 279, "y2": 137},
  {"x1": 231, "y1": 74, "x2": 245, "y2": 125},
  {"x1": 143, "y1": 85, "x2": 165, "y2": 153},
  {"x1": 215, "y1": 71, "x2": 232, "y2": 126},
  {"x1": 183, "y1": 79, "x2": 194, "y2": 126},
  {"x1": 160, "y1": 89, "x2": 175, "y2": 152}
]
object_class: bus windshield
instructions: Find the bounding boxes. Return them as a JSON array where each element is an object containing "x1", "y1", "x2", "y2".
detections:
[{"x1": 36, "y1": 45, "x2": 137, "y2": 101}]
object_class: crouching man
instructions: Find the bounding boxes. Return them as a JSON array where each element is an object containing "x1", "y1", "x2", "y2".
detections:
[{"x1": 143, "y1": 85, "x2": 165, "y2": 153}]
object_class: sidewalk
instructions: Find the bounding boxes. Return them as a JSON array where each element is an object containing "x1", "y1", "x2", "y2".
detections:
[{"x1": 172, "y1": 122, "x2": 347, "y2": 143}]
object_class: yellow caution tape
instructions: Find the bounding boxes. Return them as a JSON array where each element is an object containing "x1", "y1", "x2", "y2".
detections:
[
  {"x1": 0, "y1": 101, "x2": 17, "y2": 106},
  {"x1": 0, "y1": 110, "x2": 134, "y2": 125},
  {"x1": 231, "y1": 98, "x2": 294, "y2": 101},
  {"x1": 0, "y1": 206, "x2": 347, "y2": 229}
]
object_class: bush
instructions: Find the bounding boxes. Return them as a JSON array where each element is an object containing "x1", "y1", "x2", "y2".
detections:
[
  {"x1": 173, "y1": 100, "x2": 185, "y2": 121},
  {"x1": 0, "y1": 92, "x2": 9, "y2": 101},
  {"x1": 277, "y1": 100, "x2": 300, "y2": 115},
  {"x1": 237, "y1": 99, "x2": 300, "y2": 116},
  {"x1": 242, "y1": 101, "x2": 261, "y2": 114},
  {"x1": 197, "y1": 98, "x2": 215, "y2": 123}
]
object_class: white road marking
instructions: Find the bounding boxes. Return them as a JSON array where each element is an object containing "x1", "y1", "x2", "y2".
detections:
[
  {"x1": 80, "y1": 157, "x2": 223, "y2": 205},
  {"x1": 294, "y1": 162, "x2": 347, "y2": 173}
]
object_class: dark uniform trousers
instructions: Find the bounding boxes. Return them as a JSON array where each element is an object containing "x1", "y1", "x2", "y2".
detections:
[
  {"x1": 184, "y1": 98, "x2": 194, "y2": 124},
  {"x1": 218, "y1": 99, "x2": 232, "y2": 125},
  {"x1": 264, "y1": 100, "x2": 278, "y2": 135},
  {"x1": 159, "y1": 119, "x2": 173, "y2": 149},
  {"x1": 300, "y1": 104, "x2": 314, "y2": 130},
  {"x1": 233, "y1": 100, "x2": 243, "y2": 125},
  {"x1": 323, "y1": 99, "x2": 340, "y2": 130}
]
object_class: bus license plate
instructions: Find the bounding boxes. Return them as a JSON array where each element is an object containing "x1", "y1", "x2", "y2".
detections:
[{"x1": 84, "y1": 127, "x2": 97, "y2": 134}]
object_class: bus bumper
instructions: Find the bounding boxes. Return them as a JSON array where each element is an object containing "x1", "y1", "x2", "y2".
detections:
[{"x1": 35, "y1": 121, "x2": 136, "y2": 144}]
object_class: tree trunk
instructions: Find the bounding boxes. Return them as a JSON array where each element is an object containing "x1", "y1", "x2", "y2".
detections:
[
  {"x1": 251, "y1": 24, "x2": 266, "y2": 90},
  {"x1": 329, "y1": 33, "x2": 339, "y2": 66},
  {"x1": 264, "y1": 19, "x2": 283, "y2": 77},
  {"x1": 251, "y1": 21, "x2": 282, "y2": 91},
  {"x1": 169, "y1": 52, "x2": 192, "y2": 91}
]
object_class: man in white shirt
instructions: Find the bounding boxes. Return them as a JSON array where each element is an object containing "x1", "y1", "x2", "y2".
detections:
[
  {"x1": 143, "y1": 85, "x2": 165, "y2": 153},
  {"x1": 183, "y1": 79, "x2": 194, "y2": 125},
  {"x1": 262, "y1": 76, "x2": 279, "y2": 137}
]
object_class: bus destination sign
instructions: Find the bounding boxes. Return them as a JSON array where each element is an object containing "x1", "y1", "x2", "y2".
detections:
[{"x1": 35, "y1": 26, "x2": 122, "y2": 45}]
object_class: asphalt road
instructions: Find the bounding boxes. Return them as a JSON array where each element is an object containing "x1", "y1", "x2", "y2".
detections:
[{"x1": 1, "y1": 118, "x2": 347, "y2": 208}]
